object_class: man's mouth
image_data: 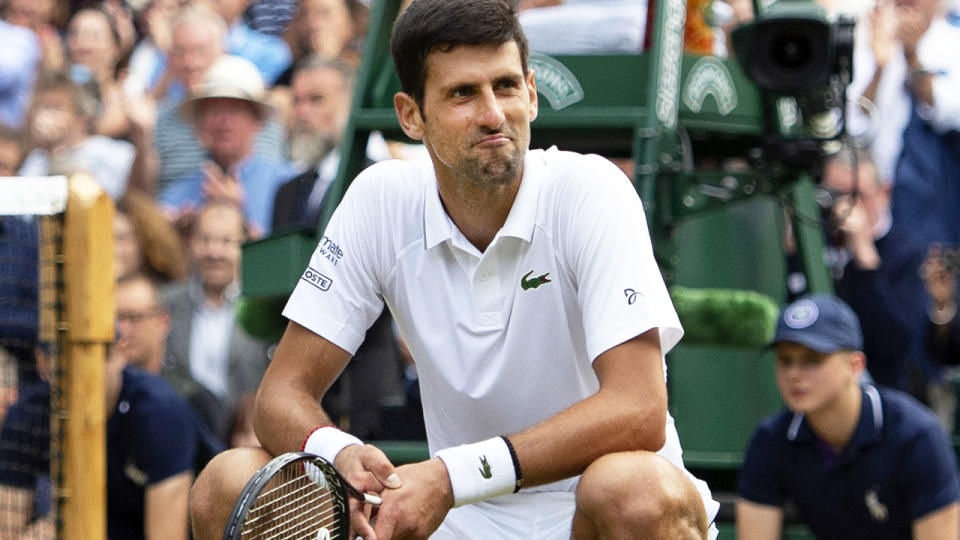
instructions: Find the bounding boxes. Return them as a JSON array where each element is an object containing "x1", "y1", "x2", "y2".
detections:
[{"x1": 474, "y1": 133, "x2": 511, "y2": 147}]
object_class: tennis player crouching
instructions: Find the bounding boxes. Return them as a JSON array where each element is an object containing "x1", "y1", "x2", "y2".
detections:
[{"x1": 190, "y1": 0, "x2": 719, "y2": 537}]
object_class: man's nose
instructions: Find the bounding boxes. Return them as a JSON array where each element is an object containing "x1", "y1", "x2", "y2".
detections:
[{"x1": 477, "y1": 88, "x2": 505, "y2": 129}]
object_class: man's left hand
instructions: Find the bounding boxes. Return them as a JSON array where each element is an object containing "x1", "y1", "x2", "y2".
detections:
[{"x1": 370, "y1": 458, "x2": 454, "y2": 540}]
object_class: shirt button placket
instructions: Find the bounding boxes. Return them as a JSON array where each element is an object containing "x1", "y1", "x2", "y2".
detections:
[{"x1": 474, "y1": 262, "x2": 502, "y2": 328}]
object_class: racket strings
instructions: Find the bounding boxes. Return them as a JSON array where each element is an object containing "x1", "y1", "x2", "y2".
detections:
[
  {"x1": 242, "y1": 494, "x2": 341, "y2": 539},
  {"x1": 242, "y1": 487, "x2": 339, "y2": 534},
  {"x1": 239, "y1": 464, "x2": 345, "y2": 539},
  {"x1": 253, "y1": 506, "x2": 339, "y2": 540}
]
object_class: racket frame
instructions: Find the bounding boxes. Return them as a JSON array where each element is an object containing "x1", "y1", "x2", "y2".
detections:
[{"x1": 222, "y1": 451, "x2": 369, "y2": 540}]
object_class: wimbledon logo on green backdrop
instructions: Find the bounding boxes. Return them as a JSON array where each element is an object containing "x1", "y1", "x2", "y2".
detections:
[{"x1": 530, "y1": 53, "x2": 585, "y2": 111}]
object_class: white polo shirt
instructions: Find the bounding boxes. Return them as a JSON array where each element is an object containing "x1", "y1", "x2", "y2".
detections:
[{"x1": 284, "y1": 147, "x2": 715, "y2": 517}]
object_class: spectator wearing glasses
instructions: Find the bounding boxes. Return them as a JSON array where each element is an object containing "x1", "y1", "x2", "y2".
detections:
[
  {"x1": 116, "y1": 271, "x2": 230, "y2": 446},
  {"x1": 819, "y1": 147, "x2": 930, "y2": 394}
]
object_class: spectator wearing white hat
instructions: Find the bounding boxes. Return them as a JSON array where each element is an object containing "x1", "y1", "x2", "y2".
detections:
[
  {"x1": 150, "y1": 4, "x2": 288, "y2": 196},
  {"x1": 158, "y1": 54, "x2": 295, "y2": 237}
]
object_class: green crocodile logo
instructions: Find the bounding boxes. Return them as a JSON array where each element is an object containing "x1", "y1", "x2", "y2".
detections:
[
  {"x1": 478, "y1": 455, "x2": 492, "y2": 479},
  {"x1": 521, "y1": 270, "x2": 551, "y2": 290}
]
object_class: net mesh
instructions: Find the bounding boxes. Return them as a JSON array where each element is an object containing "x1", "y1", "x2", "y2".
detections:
[
  {"x1": 0, "y1": 212, "x2": 62, "y2": 539},
  {"x1": 0, "y1": 175, "x2": 105, "y2": 539}
]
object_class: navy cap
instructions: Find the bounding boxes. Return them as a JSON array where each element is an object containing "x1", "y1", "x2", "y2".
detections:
[{"x1": 771, "y1": 294, "x2": 863, "y2": 353}]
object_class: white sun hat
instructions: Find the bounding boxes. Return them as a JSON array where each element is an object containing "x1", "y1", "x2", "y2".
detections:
[{"x1": 179, "y1": 54, "x2": 273, "y2": 121}]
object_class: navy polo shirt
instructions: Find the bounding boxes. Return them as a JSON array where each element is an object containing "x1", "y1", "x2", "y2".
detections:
[
  {"x1": 0, "y1": 367, "x2": 224, "y2": 539},
  {"x1": 739, "y1": 384, "x2": 960, "y2": 539}
]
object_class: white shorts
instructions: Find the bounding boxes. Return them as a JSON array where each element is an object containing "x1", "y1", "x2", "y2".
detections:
[
  {"x1": 429, "y1": 490, "x2": 720, "y2": 539},
  {"x1": 432, "y1": 491, "x2": 575, "y2": 539}
]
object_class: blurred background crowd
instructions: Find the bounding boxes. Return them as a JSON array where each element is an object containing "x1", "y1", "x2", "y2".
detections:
[{"x1": 0, "y1": 0, "x2": 959, "y2": 536}]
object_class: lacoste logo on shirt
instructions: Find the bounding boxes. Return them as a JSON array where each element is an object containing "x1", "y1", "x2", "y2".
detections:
[
  {"x1": 478, "y1": 455, "x2": 492, "y2": 479},
  {"x1": 521, "y1": 270, "x2": 551, "y2": 290},
  {"x1": 301, "y1": 266, "x2": 332, "y2": 292}
]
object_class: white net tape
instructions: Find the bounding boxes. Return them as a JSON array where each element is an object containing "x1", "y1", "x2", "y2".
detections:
[{"x1": 0, "y1": 177, "x2": 69, "y2": 216}]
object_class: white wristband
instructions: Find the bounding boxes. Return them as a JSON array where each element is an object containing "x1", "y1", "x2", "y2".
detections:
[
  {"x1": 435, "y1": 437, "x2": 516, "y2": 507},
  {"x1": 302, "y1": 426, "x2": 363, "y2": 464}
]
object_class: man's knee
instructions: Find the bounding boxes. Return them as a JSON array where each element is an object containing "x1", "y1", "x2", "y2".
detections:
[
  {"x1": 190, "y1": 446, "x2": 272, "y2": 540},
  {"x1": 575, "y1": 451, "x2": 707, "y2": 539}
]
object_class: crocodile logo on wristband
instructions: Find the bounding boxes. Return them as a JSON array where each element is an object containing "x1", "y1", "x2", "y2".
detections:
[{"x1": 478, "y1": 455, "x2": 492, "y2": 479}]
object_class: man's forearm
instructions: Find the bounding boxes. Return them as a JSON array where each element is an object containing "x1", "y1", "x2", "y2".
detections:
[
  {"x1": 253, "y1": 373, "x2": 337, "y2": 457},
  {"x1": 509, "y1": 384, "x2": 667, "y2": 487},
  {"x1": 508, "y1": 330, "x2": 668, "y2": 487},
  {"x1": 252, "y1": 322, "x2": 351, "y2": 456}
]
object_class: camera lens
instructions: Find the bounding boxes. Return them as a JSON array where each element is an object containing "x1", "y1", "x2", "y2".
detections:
[
  {"x1": 772, "y1": 33, "x2": 812, "y2": 70},
  {"x1": 742, "y1": 18, "x2": 832, "y2": 93}
]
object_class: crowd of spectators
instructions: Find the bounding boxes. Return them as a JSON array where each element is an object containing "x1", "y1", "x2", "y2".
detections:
[
  {"x1": 0, "y1": 0, "x2": 958, "y2": 536},
  {"x1": 0, "y1": 0, "x2": 414, "y2": 535}
]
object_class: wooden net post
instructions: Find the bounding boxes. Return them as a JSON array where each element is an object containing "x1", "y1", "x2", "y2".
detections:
[{"x1": 58, "y1": 173, "x2": 113, "y2": 540}]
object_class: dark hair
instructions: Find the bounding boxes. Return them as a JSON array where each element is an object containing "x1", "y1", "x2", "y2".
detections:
[
  {"x1": 115, "y1": 271, "x2": 168, "y2": 315},
  {"x1": 70, "y1": 5, "x2": 122, "y2": 49},
  {"x1": 390, "y1": 0, "x2": 529, "y2": 108},
  {"x1": 294, "y1": 54, "x2": 357, "y2": 93}
]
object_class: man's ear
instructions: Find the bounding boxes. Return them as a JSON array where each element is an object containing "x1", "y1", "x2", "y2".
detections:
[
  {"x1": 849, "y1": 351, "x2": 867, "y2": 376},
  {"x1": 526, "y1": 69, "x2": 538, "y2": 122},
  {"x1": 394, "y1": 92, "x2": 425, "y2": 141}
]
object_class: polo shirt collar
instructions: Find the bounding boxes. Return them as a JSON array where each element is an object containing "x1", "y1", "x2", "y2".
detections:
[
  {"x1": 422, "y1": 150, "x2": 544, "y2": 250},
  {"x1": 787, "y1": 383, "x2": 884, "y2": 450},
  {"x1": 423, "y1": 159, "x2": 452, "y2": 250},
  {"x1": 498, "y1": 150, "x2": 544, "y2": 243}
]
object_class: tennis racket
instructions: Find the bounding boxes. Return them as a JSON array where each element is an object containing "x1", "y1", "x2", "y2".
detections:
[{"x1": 223, "y1": 451, "x2": 382, "y2": 540}]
